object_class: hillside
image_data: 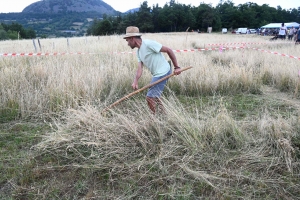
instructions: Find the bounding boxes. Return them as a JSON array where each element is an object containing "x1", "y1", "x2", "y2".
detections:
[
  {"x1": 22, "y1": 0, "x2": 117, "y2": 15},
  {"x1": 0, "y1": 12, "x2": 104, "y2": 37},
  {"x1": 0, "y1": 0, "x2": 123, "y2": 37}
]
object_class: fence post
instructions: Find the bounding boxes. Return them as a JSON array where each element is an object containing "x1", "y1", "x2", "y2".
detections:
[
  {"x1": 38, "y1": 39, "x2": 42, "y2": 51},
  {"x1": 67, "y1": 38, "x2": 70, "y2": 48},
  {"x1": 32, "y1": 39, "x2": 37, "y2": 52}
]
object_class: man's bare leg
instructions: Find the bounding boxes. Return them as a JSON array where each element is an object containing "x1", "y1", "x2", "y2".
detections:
[
  {"x1": 146, "y1": 97, "x2": 166, "y2": 115},
  {"x1": 146, "y1": 96, "x2": 156, "y2": 114},
  {"x1": 156, "y1": 98, "x2": 165, "y2": 114}
]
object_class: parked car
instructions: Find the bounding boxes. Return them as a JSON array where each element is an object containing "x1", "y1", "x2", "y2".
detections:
[
  {"x1": 249, "y1": 29, "x2": 257, "y2": 34},
  {"x1": 236, "y1": 28, "x2": 247, "y2": 34},
  {"x1": 222, "y1": 28, "x2": 228, "y2": 34}
]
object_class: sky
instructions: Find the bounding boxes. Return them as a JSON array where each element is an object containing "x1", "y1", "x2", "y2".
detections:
[{"x1": 0, "y1": 0, "x2": 298, "y2": 13}]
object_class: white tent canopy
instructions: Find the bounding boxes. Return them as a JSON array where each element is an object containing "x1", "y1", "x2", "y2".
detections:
[{"x1": 261, "y1": 22, "x2": 299, "y2": 29}]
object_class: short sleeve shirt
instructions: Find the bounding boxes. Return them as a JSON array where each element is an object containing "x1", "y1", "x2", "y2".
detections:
[
  {"x1": 279, "y1": 26, "x2": 287, "y2": 35},
  {"x1": 289, "y1": 28, "x2": 295, "y2": 35},
  {"x1": 137, "y1": 39, "x2": 170, "y2": 77}
]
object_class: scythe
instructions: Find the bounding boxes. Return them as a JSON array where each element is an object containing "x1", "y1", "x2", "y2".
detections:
[{"x1": 101, "y1": 66, "x2": 192, "y2": 114}]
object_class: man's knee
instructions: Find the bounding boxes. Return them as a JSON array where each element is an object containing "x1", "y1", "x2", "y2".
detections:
[{"x1": 146, "y1": 96, "x2": 154, "y2": 102}]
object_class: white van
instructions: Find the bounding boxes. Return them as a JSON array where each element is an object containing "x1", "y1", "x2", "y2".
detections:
[
  {"x1": 222, "y1": 28, "x2": 227, "y2": 34},
  {"x1": 236, "y1": 28, "x2": 247, "y2": 34}
]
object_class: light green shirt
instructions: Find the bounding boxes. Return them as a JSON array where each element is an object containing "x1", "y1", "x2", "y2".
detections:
[{"x1": 137, "y1": 39, "x2": 170, "y2": 77}]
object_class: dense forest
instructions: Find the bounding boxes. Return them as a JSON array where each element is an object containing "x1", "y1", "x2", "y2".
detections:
[
  {"x1": 0, "y1": 23, "x2": 36, "y2": 40},
  {"x1": 88, "y1": 0, "x2": 300, "y2": 35},
  {"x1": 0, "y1": 0, "x2": 299, "y2": 39}
]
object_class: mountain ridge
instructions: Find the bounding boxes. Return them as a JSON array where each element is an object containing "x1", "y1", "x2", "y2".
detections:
[{"x1": 22, "y1": 0, "x2": 117, "y2": 15}]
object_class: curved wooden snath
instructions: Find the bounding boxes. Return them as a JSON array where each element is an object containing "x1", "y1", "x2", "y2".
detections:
[{"x1": 102, "y1": 66, "x2": 193, "y2": 114}]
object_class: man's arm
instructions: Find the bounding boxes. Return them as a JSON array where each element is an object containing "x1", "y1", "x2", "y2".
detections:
[
  {"x1": 160, "y1": 46, "x2": 181, "y2": 75},
  {"x1": 132, "y1": 62, "x2": 143, "y2": 90}
]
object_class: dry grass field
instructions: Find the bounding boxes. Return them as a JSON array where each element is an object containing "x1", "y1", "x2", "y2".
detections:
[{"x1": 0, "y1": 32, "x2": 300, "y2": 199}]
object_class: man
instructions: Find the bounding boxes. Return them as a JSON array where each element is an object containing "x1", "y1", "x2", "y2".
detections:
[
  {"x1": 278, "y1": 23, "x2": 287, "y2": 39},
  {"x1": 296, "y1": 28, "x2": 300, "y2": 45},
  {"x1": 288, "y1": 26, "x2": 295, "y2": 40},
  {"x1": 123, "y1": 26, "x2": 181, "y2": 114}
]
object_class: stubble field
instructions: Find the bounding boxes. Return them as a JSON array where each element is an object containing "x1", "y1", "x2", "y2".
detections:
[{"x1": 0, "y1": 32, "x2": 300, "y2": 199}]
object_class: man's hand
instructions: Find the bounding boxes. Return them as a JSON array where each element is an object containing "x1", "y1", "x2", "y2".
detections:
[
  {"x1": 132, "y1": 82, "x2": 138, "y2": 90},
  {"x1": 174, "y1": 67, "x2": 181, "y2": 75}
]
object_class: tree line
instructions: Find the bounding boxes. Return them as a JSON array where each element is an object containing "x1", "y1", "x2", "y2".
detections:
[
  {"x1": 0, "y1": 0, "x2": 299, "y2": 39},
  {"x1": 87, "y1": 0, "x2": 300, "y2": 36},
  {"x1": 0, "y1": 23, "x2": 36, "y2": 40}
]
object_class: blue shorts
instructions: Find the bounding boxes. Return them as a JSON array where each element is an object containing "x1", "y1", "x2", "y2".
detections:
[{"x1": 147, "y1": 69, "x2": 172, "y2": 98}]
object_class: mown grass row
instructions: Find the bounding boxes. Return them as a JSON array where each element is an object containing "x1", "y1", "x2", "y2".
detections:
[{"x1": 3, "y1": 95, "x2": 296, "y2": 199}]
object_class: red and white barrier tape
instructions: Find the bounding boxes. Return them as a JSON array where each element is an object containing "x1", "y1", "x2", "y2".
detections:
[
  {"x1": 0, "y1": 52, "x2": 97, "y2": 56},
  {"x1": 172, "y1": 47, "x2": 243, "y2": 53},
  {"x1": 207, "y1": 41, "x2": 295, "y2": 46},
  {"x1": 207, "y1": 42, "x2": 260, "y2": 46},
  {"x1": 0, "y1": 47, "x2": 238, "y2": 57},
  {"x1": 247, "y1": 47, "x2": 300, "y2": 60},
  {"x1": 1, "y1": 46, "x2": 299, "y2": 61},
  {"x1": 0, "y1": 52, "x2": 137, "y2": 56}
]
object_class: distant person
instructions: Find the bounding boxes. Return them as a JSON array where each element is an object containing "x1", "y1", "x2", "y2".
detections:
[
  {"x1": 123, "y1": 26, "x2": 181, "y2": 114},
  {"x1": 296, "y1": 28, "x2": 300, "y2": 44},
  {"x1": 278, "y1": 23, "x2": 287, "y2": 39},
  {"x1": 294, "y1": 27, "x2": 298, "y2": 40},
  {"x1": 288, "y1": 26, "x2": 296, "y2": 40}
]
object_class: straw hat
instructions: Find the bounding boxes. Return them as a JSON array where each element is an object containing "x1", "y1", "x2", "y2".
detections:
[{"x1": 123, "y1": 26, "x2": 142, "y2": 39}]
